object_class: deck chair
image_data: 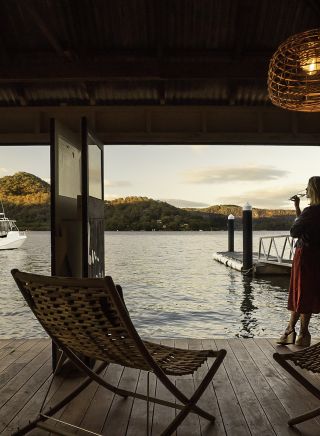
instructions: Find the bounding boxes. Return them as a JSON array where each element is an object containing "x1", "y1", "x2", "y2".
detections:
[
  {"x1": 11, "y1": 269, "x2": 226, "y2": 436},
  {"x1": 274, "y1": 343, "x2": 320, "y2": 426}
]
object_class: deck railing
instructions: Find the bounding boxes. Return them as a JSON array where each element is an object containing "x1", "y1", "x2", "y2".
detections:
[{"x1": 258, "y1": 235, "x2": 295, "y2": 264}]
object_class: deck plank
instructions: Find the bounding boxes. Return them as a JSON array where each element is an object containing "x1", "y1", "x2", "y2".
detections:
[
  {"x1": 0, "y1": 342, "x2": 51, "y2": 410},
  {"x1": 216, "y1": 338, "x2": 275, "y2": 436},
  {"x1": 28, "y1": 363, "x2": 94, "y2": 436},
  {"x1": 190, "y1": 338, "x2": 226, "y2": 436},
  {"x1": 101, "y1": 366, "x2": 140, "y2": 435},
  {"x1": 2, "y1": 338, "x2": 320, "y2": 435},
  {"x1": 6, "y1": 364, "x2": 65, "y2": 435},
  {"x1": 0, "y1": 339, "x2": 15, "y2": 351},
  {"x1": 79, "y1": 364, "x2": 124, "y2": 434},
  {"x1": 0, "y1": 339, "x2": 47, "y2": 390},
  {"x1": 175, "y1": 338, "x2": 201, "y2": 436},
  {"x1": 50, "y1": 368, "x2": 103, "y2": 434},
  {"x1": 126, "y1": 370, "x2": 157, "y2": 436},
  {"x1": 152, "y1": 339, "x2": 177, "y2": 436},
  {"x1": 243, "y1": 338, "x2": 320, "y2": 435},
  {"x1": 206, "y1": 339, "x2": 251, "y2": 436},
  {"x1": 231, "y1": 339, "x2": 294, "y2": 436},
  {"x1": 0, "y1": 339, "x2": 26, "y2": 360},
  {"x1": 0, "y1": 353, "x2": 51, "y2": 432}
]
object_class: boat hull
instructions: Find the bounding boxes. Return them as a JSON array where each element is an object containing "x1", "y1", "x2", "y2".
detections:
[{"x1": 0, "y1": 231, "x2": 27, "y2": 250}]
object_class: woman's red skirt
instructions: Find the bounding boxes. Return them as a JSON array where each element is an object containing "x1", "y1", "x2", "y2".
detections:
[{"x1": 288, "y1": 246, "x2": 320, "y2": 313}]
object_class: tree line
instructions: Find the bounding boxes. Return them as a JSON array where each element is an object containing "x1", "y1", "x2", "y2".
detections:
[{"x1": 0, "y1": 173, "x2": 296, "y2": 231}]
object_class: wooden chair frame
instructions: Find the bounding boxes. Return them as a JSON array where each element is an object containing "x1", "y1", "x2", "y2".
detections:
[
  {"x1": 274, "y1": 344, "x2": 320, "y2": 426},
  {"x1": 11, "y1": 269, "x2": 226, "y2": 436}
]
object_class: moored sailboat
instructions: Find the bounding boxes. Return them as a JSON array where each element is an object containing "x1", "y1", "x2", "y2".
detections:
[{"x1": 0, "y1": 208, "x2": 27, "y2": 250}]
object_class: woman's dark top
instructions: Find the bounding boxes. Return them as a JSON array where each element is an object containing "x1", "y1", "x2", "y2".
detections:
[
  {"x1": 288, "y1": 204, "x2": 320, "y2": 313},
  {"x1": 290, "y1": 204, "x2": 320, "y2": 248}
]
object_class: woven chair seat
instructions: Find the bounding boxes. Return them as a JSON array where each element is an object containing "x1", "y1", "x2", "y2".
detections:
[
  {"x1": 285, "y1": 342, "x2": 320, "y2": 373},
  {"x1": 144, "y1": 341, "x2": 214, "y2": 375}
]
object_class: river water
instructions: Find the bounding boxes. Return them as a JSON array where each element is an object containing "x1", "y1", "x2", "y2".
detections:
[{"x1": 1, "y1": 231, "x2": 319, "y2": 339}]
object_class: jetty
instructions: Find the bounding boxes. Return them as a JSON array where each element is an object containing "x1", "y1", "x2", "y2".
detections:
[
  {"x1": 213, "y1": 250, "x2": 292, "y2": 275},
  {"x1": 213, "y1": 235, "x2": 294, "y2": 276}
]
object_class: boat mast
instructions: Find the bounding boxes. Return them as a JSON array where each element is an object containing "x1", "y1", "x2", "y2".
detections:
[{"x1": 0, "y1": 201, "x2": 13, "y2": 233}]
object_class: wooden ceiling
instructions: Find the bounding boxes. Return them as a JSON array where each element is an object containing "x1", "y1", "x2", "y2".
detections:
[
  {"x1": 0, "y1": 0, "x2": 318, "y2": 107},
  {"x1": 0, "y1": 0, "x2": 319, "y2": 145}
]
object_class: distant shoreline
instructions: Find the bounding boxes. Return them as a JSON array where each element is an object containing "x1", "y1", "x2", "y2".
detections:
[{"x1": 1, "y1": 173, "x2": 295, "y2": 232}]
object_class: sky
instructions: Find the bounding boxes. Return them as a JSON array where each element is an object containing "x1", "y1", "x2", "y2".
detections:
[{"x1": 0, "y1": 144, "x2": 319, "y2": 209}]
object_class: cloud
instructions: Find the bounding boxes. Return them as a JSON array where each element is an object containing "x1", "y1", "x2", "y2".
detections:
[
  {"x1": 216, "y1": 186, "x2": 302, "y2": 209},
  {"x1": 104, "y1": 179, "x2": 132, "y2": 188},
  {"x1": 0, "y1": 167, "x2": 9, "y2": 175},
  {"x1": 182, "y1": 165, "x2": 288, "y2": 184},
  {"x1": 160, "y1": 198, "x2": 210, "y2": 208}
]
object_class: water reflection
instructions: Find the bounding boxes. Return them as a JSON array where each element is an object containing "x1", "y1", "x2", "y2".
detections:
[
  {"x1": 259, "y1": 274, "x2": 290, "y2": 292},
  {"x1": 240, "y1": 276, "x2": 258, "y2": 338},
  {"x1": 237, "y1": 274, "x2": 290, "y2": 338}
]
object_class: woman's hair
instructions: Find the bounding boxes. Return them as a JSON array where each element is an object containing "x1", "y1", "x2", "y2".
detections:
[{"x1": 308, "y1": 176, "x2": 320, "y2": 205}]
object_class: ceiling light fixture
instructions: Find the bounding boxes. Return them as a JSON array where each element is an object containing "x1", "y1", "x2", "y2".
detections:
[{"x1": 268, "y1": 28, "x2": 320, "y2": 112}]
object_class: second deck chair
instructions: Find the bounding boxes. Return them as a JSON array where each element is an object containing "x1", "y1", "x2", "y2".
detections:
[
  {"x1": 274, "y1": 343, "x2": 320, "y2": 426},
  {"x1": 11, "y1": 269, "x2": 226, "y2": 436}
]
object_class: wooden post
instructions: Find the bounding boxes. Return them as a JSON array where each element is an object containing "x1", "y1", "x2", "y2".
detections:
[
  {"x1": 242, "y1": 203, "x2": 252, "y2": 271},
  {"x1": 228, "y1": 214, "x2": 234, "y2": 252}
]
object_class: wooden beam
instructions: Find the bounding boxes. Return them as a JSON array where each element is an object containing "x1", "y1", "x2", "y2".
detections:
[
  {"x1": 0, "y1": 131, "x2": 319, "y2": 146},
  {"x1": 82, "y1": 83, "x2": 96, "y2": 106},
  {"x1": 14, "y1": 0, "x2": 74, "y2": 61},
  {"x1": 158, "y1": 82, "x2": 166, "y2": 105},
  {"x1": 15, "y1": 86, "x2": 27, "y2": 106},
  {"x1": 0, "y1": 106, "x2": 318, "y2": 146},
  {"x1": 0, "y1": 55, "x2": 269, "y2": 83}
]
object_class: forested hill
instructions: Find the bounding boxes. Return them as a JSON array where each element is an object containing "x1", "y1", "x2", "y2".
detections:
[
  {"x1": 0, "y1": 173, "x2": 296, "y2": 230},
  {"x1": 197, "y1": 204, "x2": 295, "y2": 218},
  {"x1": 0, "y1": 172, "x2": 49, "y2": 197},
  {"x1": 105, "y1": 197, "x2": 226, "y2": 230},
  {"x1": 105, "y1": 197, "x2": 296, "y2": 231},
  {"x1": 0, "y1": 172, "x2": 50, "y2": 230}
]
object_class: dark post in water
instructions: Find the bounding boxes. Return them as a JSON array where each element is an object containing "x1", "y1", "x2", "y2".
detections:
[
  {"x1": 228, "y1": 214, "x2": 234, "y2": 252},
  {"x1": 242, "y1": 202, "x2": 252, "y2": 271}
]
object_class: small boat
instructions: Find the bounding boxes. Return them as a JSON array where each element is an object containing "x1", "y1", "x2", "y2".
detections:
[{"x1": 0, "y1": 209, "x2": 27, "y2": 250}]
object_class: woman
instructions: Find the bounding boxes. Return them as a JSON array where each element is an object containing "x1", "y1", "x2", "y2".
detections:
[{"x1": 278, "y1": 176, "x2": 320, "y2": 347}]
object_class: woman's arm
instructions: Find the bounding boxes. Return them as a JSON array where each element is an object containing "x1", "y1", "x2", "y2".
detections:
[
  {"x1": 292, "y1": 195, "x2": 301, "y2": 217},
  {"x1": 290, "y1": 206, "x2": 311, "y2": 238}
]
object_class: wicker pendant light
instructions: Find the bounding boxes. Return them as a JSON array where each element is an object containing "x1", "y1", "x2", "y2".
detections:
[{"x1": 268, "y1": 28, "x2": 320, "y2": 112}]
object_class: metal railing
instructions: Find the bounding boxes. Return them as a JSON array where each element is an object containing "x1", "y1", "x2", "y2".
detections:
[{"x1": 258, "y1": 235, "x2": 295, "y2": 264}]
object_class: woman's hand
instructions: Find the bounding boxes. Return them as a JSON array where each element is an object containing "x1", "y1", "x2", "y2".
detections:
[
  {"x1": 290, "y1": 195, "x2": 300, "y2": 207},
  {"x1": 290, "y1": 195, "x2": 301, "y2": 216}
]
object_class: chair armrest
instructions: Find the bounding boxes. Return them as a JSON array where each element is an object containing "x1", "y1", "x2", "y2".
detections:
[
  {"x1": 115, "y1": 284, "x2": 123, "y2": 300},
  {"x1": 116, "y1": 284, "x2": 129, "y2": 313}
]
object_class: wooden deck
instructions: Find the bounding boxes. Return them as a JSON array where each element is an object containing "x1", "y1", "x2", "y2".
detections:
[{"x1": 1, "y1": 338, "x2": 320, "y2": 435}]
